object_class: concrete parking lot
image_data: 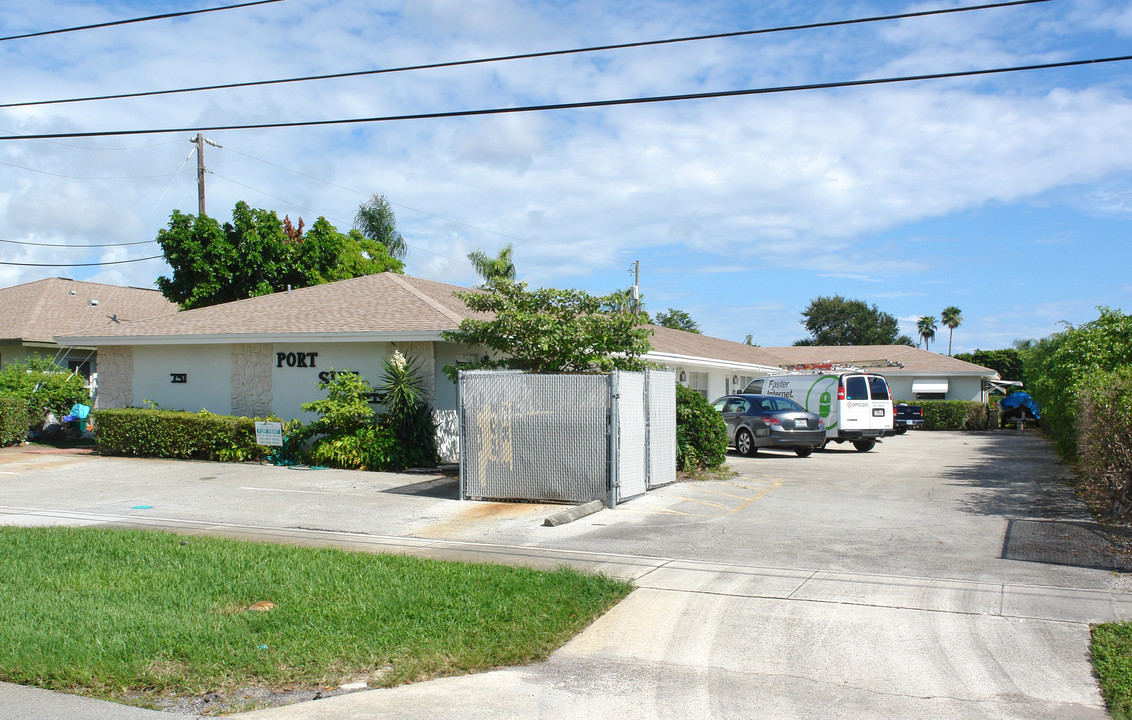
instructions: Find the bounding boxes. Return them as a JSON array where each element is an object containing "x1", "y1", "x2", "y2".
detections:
[{"x1": 0, "y1": 430, "x2": 1128, "y2": 718}]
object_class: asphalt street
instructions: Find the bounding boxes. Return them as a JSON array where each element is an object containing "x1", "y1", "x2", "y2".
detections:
[{"x1": 0, "y1": 430, "x2": 1126, "y2": 719}]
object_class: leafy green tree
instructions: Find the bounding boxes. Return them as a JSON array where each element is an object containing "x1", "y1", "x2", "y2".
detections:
[
  {"x1": 744, "y1": 334, "x2": 758, "y2": 346},
  {"x1": 954, "y1": 348, "x2": 1025, "y2": 383},
  {"x1": 353, "y1": 193, "x2": 407, "y2": 261},
  {"x1": 941, "y1": 306, "x2": 963, "y2": 355},
  {"x1": 917, "y1": 315, "x2": 937, "y2": 351},
  {"x1": 608, "y1": 287, "x2": 647, "y2": 318},
  {"x1": 441, "y1": 281, "x2": 653, "y2": 379},
  {"x1": 795, "y1": 295, "x2": 902, "y2": 346},
  {"x1": 467, "y1": 244, "x2": 516, "y2": 287},
  {"x1": 654, "y1": 308, "x2": 701, "y2": 334},
  {"x1": 156, "y1": 202, "x2": 403, "y2": 310}
]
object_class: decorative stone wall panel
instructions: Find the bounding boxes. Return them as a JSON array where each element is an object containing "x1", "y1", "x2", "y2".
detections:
[
  {"x1": 94, "y1": 346, "x2": 133, "y2": 409},
  {"x1": 231, "y1": 344, "x2": 273, "y2": 418}
]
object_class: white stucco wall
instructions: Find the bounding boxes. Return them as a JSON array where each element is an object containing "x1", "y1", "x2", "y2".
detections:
[
  {"x1": 132, "y1": 345, "x2": 231, "y2": 413},
  {"x1": 884, "y1": 374, "x2": 986, "y2": 403}
]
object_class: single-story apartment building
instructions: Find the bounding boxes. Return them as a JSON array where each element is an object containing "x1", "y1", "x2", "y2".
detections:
[
  {"x1": 58, "y1": 272, "x2": 999, "y2": 457},
  {"x1": 1, "y1": 277, "x2": 177, "y2": 377}
]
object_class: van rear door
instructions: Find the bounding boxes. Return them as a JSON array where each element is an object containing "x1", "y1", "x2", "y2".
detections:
[{"x1": 838, "y1": 374, "x2": 894, "y2": 435}]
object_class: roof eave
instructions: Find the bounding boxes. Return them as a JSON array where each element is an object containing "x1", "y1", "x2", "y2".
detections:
[{"x1": 54, "y1": 331, "x2": 447, "y2": 346}]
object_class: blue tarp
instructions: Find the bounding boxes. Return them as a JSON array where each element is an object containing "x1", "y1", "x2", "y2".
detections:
[{"x1": 998, "y1": 392, "x2": 1040, "y2": 419}]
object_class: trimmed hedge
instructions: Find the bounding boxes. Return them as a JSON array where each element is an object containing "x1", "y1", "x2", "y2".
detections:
[
  {"x1": 917, "y1": 400, "x2": 989, "y2": 431},
  {"x1": 92, "y1": 408, "x2": 274, "y2": 462},
  {"x1": 0, "y1": 396, "x2": 29, "y2": 446}
]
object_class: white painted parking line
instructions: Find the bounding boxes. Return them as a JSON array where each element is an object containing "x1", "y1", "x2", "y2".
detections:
[{"x1": 239, "y1": 486, "x2": 338, "y2": 495}]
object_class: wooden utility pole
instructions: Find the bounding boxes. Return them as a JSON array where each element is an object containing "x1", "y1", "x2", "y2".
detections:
[
  {"x1": 193, "y1": 133, "x2": 206, "y2": 216},
  {"x1": 631, "y1": 260, "x2": 641, "y2": 315},
  {"x1": 191, "y1": 133, "x2": 221, "y2": 217}
]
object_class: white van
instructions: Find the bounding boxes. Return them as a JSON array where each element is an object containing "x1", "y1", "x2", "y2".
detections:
[{"x1": 742, "y1": 372, "x2": 894, "y2": 451}]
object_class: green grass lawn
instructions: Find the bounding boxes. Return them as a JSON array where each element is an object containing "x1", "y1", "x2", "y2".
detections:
[
  {"x1": 1094, "y1": 622, "x2": 1132, "y2": 719},
  {"x1": 0, "y1": 526, "x2": 632, "y2": 711}
]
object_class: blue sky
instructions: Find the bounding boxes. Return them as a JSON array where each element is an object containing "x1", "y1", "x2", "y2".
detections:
[{"x1": 1, "y1": 0, "x2": 1130, "y2": 353}]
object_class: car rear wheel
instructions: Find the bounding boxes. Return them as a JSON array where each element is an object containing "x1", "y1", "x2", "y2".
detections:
[
  {"x1": 736, "y1": 429, "x2": 757, "y2": 457},
  {"x1": 795, "y1": 447, "x2": 813, "y2": 458},
  {"x1": 852, "y1": 440, "x2": 876, "y2": 452}
]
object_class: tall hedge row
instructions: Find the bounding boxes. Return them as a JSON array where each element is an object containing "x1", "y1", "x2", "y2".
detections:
[
  {"x1": 92, "y1": 408, "x2": 272, "y2": 462},
  {"x1": 0, "y1": 396, "x2": 29, "y2": 446},
  {"x1": 1017, "y1": 306, "x2": 1132, "y2": 518},
  {"x1": 1077, "y1": 368, "x2": 1132, "y2": 517}
]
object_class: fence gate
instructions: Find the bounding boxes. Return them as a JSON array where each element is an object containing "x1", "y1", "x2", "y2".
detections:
[
  {"x1": 458, "y1": 370, "x2": 676, "y2": 507},
  {"x1": 646, "y1": 369, "x2": 677, "y2": 489}
]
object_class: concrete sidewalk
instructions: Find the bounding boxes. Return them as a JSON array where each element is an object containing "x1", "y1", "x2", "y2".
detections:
[{"x1": 0, "y1": 507, "x2": 1121, "y2": 719}]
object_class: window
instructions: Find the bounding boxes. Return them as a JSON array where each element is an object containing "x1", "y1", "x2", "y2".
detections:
[
  {"x1": 739, "y1": 376, "x2": 756, "y2": 392},
  {"x1": 844, "y1": 375, "x2": 869, "y2": 400},
  {"x1": 867, "y1": 376, "x2": 890, "y2": 401},
  {"x1": 916, "y1": 392, "x2": 947, "y2": 401},
  {"x1": 687, "y1": 371, "x2": 709, "y2": 399},
  {"x1": 770, "y1": 397, "x2": 803, "y2": 412},
  {"x1": 68, "y1": 360, "x2": 91, "y2": 379}
]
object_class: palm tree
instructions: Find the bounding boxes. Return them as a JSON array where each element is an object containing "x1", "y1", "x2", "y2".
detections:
[
  {"x1": 467, "y1": 244, "x2": 516, "y2": 287},
  {"x1": 353, "y1": 193, "x2": 407, "y2": 261},
  {"x1": 941, "y1": 306, "x2": 963, "y2": 356},
  {"x1": 917, "y1": 315, "x2": 937, "y2": 351}
]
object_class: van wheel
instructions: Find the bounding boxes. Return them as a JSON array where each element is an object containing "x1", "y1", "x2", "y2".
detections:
[
  {"x1": 795, "y1": 447, "x2": 814, "y2": 458},
  {"x1": 736, "y1": 429, "x2": 757, "y2": 457},
  {"x1": 852, "y1": 440, "x2": 876, "y2": 452}
]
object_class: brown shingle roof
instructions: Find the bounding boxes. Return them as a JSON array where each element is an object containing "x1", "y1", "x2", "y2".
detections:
[
  {"x1": 0, "y1": 277, "x2": 176, "y2": 344},
  {"x1": 754, "y1": 344, "x2": 996, "y2": 375},
  {"x1": 59, "y1": 272, "x2": 481, "y2": 342},
  {"x1": 645, "y1": 325, "x2": 781, "y2": 368},
  {"x1": 51, "y1": 272, "x2": 997, "y2": 377}
]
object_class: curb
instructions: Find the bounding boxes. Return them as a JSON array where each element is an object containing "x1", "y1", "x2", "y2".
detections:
[{"x1": 544, "y1": 500, "x2": 605, "y2": 527}]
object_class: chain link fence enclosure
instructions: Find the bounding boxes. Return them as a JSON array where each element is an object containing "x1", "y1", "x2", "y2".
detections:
[{"x1": 458, "y1": 369, "x2": 675, "y2": 506}]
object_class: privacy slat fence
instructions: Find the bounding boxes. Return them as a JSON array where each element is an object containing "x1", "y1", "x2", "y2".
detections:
[{"x1": 458, "y1": 369, "x2": 676, "y2": 507}]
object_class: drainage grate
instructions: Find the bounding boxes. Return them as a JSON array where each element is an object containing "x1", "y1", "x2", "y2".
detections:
[{"x1": 1002, "y1": 519, "x2": 1132, "y2": 572}]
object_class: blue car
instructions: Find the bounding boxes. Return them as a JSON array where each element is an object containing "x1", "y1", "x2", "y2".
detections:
[{"x1": 712, "y1": 394, "x2": 826, "y2": 457}]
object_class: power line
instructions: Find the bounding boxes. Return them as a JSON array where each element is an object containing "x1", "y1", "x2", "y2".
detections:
[
  {"x1": 3, "y1": 53, "x2": 1128, "y2": 142},
  {"x1": 0, "y1": 255, "x2": 164, "y2": 267},
  {"x1": 1, "y1": 0, "x2": 1051, "y2": 109},
  {"x1": 0, "y1": 0, "x2": 286, "y2": 43},
  {"x1": 0, "y1": 159, "x2": 180, "y2": 180},
  {"x1": 0, "y1": 238, "x2": 156, "y2": 248}
]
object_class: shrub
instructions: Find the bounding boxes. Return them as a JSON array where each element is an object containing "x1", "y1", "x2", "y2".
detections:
[
  {"x1": 1077, "y1": 368, "x2": 1132, "y2": 518},
  {"x1": 918, "y1": 400, "x2": 988, "y2": 431},
  {"x1": 676, "y1": 384, "x2": 727, "y2": 470},
  {"x1": 307, "y1": 424, "x2": 396, "y2": 470},
  {"x1": 0, "y1": 358, "x2": 89, "y2": 424},
  {"x1": 93, "y1": 408, "x2": 273, "y2": 462},
  {"x1": 376, "y1": 352, "x2": 439, "y2": 470},
  {"x1": 0, "y1": 396, "x2": 29, "y2": 446}
]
